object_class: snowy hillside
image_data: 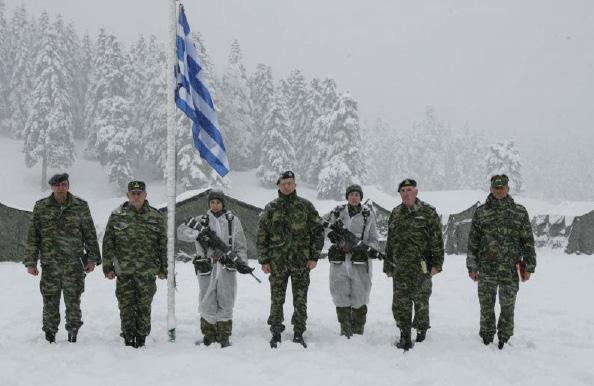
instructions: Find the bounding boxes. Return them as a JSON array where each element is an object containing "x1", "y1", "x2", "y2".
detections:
[{"x1": 1, "y1": 251, "x2": 593, "y2": 386}]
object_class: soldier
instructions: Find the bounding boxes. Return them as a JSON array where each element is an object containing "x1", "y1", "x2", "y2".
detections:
[
  {"x1": 177, "y1": 189, "x2": 248, "y2": 348},
  {"x1": 467, "y1": 174, "x2": 536, "y2": 349},
  {"x1": 257, "y1": 171, "x2": 325, "y2": 348},
  {"x1": 384, "y1": 179, "x2": 444, "y2": 351},
  {"x1": 102, "y1": 181, "x2": 167, "y2": 348},
  {"x1": 326, "y1": 185, "x2": 379, "y2": 337},
  {"x1": 23, "y1": 173, "x2": 101, "y2": 344}
]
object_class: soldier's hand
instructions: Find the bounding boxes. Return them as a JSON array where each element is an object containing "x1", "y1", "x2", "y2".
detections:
[
  {"x1": 385, "y1": 271, "x2": 392, "y2": 278},
  {"x1": 430, "y1": 267, "x2": 440, "y2": 276},
  {"x1": 106, "y1": 271, "x2": 116, "y2": 280},
  {"x1": 27, "y1": 265, "x2": 39, "y2": 276},
  {"x1": 84, "y1": 262, "x2": 96, "y2": 273},
  {"x1": 522, "y1": 272, "x2": 531, "y2": 281},
  {"x1": 468, "y1": 271, "x2": 479, "y2": 282},
  {"x1": 157, "y1": 273, "x2": 166, "y2": 280},
  {"x1": 261, "y1": 264, "x2": 271, "y2": 274},
  {"x1": 307, "y1": 260, "x2": 317, "y2": 270}
]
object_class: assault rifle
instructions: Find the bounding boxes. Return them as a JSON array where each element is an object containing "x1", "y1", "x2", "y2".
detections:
[
  {"x1": 185, "y1": 217, "x2": 261, "y2": 283},
  {"x1": 322, "y1": 216, "x2": 385, "y2": 261}
]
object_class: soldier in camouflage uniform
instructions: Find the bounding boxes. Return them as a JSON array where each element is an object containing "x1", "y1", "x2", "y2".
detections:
[
  {"x1": 177, "y1": 189, "x2": 248, "y2": 348},
  {"x1": 383, "y1": 179, "x2": 444, "y2": 351},
  {"x1": 326, "y1": 185, "x2": 379, "y2": 337},
  {"x1": 23, "y1": 173, "x2": 101, "y2": 344},
  {"x1": 257, "y1": 171, "x2": 325, "y2": 348},
  {"x1": 467, "y1": 174, "x2": 536, "y2": 349},
  {"x1": 102, "y1": 181, "x2": 167, "y2": 348}
]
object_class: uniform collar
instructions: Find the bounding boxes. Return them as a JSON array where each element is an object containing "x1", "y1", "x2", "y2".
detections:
[
  {"x1": 278, "y1": 190, "x2": 297, "y2": 201},
  {"x1": 49, "y1": 192, "x2": 72, "y2": 206}
]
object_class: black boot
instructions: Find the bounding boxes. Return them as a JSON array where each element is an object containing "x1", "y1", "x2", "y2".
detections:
[
  {"x1": 482, "y1": 335, "x2": 493, "y2": 345},
  {"x1": 340, "y1": 324, "x2": 353, "y2": 339},
  {"x1": 136, "y1": 336, "x2": 146, "y2": 348},
  {"x1": 202, "y1": 334, "x2": 216, "y2": 346},
  {"x1": 415, "y1": 329, "x2": 426, "y2": 343},
  {"x1": 270, "y1": 333, "x2": 281, "y2": 348},
  {"x1": 395, "y1": 329, "x2": 413, "y2": 351},
  {"x1": 219, "y1": 336, "x2": 231, "y2": 348},
  {"x1": 124, "y1": 336, "x2": 135, "y2": 347},
  {"x1": 292, "y1": 332, "x2": 307, "y2": 348},
  {"x1": 498, "y1": 336, "x2": 508, "y2": 350},
  {"x1": 67, "y1": 328, "x2": 79, "y2": 343},
  {"x1": 45, "y1": 331, "x2": 56, "y2": 344}
]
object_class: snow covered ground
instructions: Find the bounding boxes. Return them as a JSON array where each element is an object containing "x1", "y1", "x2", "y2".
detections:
[{"x1": 0, "y1": 250, "x2": 592, "y2": 386}]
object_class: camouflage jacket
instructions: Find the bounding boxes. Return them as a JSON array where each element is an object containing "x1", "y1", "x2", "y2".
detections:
[
  {"x1": 257, "y1": 191, "x2": 325, "y2": 269},
  {"x1": 102, "y1": 201, "x2": 167, "y2": 277},
  {"x1": 23, "y1": 193, "x2": 101, "y2": 267},
  {"x1": 383, "y1": 198, "x2": 444, "y2": 273},
  {"x1": 467, "y1": 194, "x2": 536, "y2": 273}
]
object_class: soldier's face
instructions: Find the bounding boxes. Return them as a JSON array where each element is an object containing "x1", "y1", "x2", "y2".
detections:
[
  {"x1": 277, "y1": 178, "x2": 296, "y2": 195},
  {"x1": 490, "y1": 186, "x2": 509, "y2": 200},
  {"x1": 209, "y1": 199, "x2": 223, "y2": 214},
  {"x1": 347, "y1": 192, "x2": 361, "y2": 206},
  {"x1": 399, "y1": 186, "x2": 418, "y2": 208},
  {"x1": 127, "y1": 191, "x2": 147, "y2": 209},
  {"x1": 50, "y1": 181, "x2": 69, "y2": 201}
]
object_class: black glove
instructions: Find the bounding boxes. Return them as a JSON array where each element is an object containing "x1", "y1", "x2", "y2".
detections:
[
  {"x1": 327, "y1": 244, "x2": 345, "y2": 263},
  {"x1": 327, "y1": 230, "x2": 341, "y2": 244},
  {"x1": 236, "y1": 262, "x2": 255, "y2": 275}
]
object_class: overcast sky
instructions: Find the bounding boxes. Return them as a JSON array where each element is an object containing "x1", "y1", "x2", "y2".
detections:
[{"x1": 5, "y1": 0, "x2": 594, "y2": 146}]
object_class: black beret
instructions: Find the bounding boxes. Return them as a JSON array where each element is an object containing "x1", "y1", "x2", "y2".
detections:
[
  {"x1": 398, "y1": 178, "x2": 417, "y2": 192},
  {"x1": 127, "y1": 181, "x2": 146, "y2": 191},
  {"x1": 276, "y1": 170, "x2": 295, "y2": 185},
  {"x1": 48, "y1": 173, "x2": 69, "y2": 185},
  {"x1": 345, "y1": 184, "x2": 363, "y2": 200},
  {"x1": 208, "y1": 189, "x2": 225, "y2": 206}
]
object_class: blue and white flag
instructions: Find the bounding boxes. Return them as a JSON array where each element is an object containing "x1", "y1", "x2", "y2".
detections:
[{"x1": 175, "y1": 4, "x2": 229, "y2": 177}]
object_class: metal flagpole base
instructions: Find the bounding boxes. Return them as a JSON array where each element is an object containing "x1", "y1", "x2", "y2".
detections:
[{"x1": 168, "y1": 328, "x2": 176, "y2": 342}]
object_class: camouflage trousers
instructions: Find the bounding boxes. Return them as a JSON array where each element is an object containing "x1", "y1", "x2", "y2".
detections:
[
  {"x1": 392, "y1": 272, "x2": 432, "y2": 331},
  {"x1": 267, "y1": 268, "x2": 310, "y2": 335},
  {"x1": 477, "y1": 271, "x2": 519, "y2": 341},
  {"x1": 116, "y1": 274, "x2": 157, "y2": 338},
  {"x1": 201, "y1": 317, "x2": 233, "y2": 341},
  {"x1": 40, "y1": 261, "x2": 85, "y2": 333}
]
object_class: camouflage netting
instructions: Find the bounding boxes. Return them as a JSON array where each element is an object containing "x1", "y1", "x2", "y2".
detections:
[
  {"x1": 443, "y1": 202, "x2": 481, "y2": 255},
  {"x1": 0, "y1": 202, "x2": 32, "y2": 262},
  {"x1": 159, "y1": 189, "x2": 263, "y2": 260},
  {"x1": 565, "y1": 210, "x2": 594, "y2": 255},
  {"x1": 531, "y1": 214, "x2": 572, "y2": 249}
]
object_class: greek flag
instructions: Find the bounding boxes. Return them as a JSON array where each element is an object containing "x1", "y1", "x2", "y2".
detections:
[{"x1": 175, "y1": 4, "x2": 229, "y2": 177}]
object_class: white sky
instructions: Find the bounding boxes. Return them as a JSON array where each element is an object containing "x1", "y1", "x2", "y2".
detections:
[{"x1": 5, "y1": 0, "x2": 594, "y2": 146}]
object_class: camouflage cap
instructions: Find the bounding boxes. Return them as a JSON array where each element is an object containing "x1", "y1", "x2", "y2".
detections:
[
  {"x1": 208, "y1": 189, "x2": 226, "y2": 207},
  {"x1": 345, "y1": 184, "x2": 363, "y2": 200},
  {"x1": 491, "y1": 174, "x2": 509, "y2": 188},
  {"x1": 276, "y1": 170, "x2": 295, "y2": 185},
  {"x1": 48, "y1": 173, "x2": 69, "y2": 185},
  {"x1": 128, "y1": 180, "x2": 146, "y2": 192},
  {"x1": 398, "y1": 178, "x2": 417, "y2": 192}
]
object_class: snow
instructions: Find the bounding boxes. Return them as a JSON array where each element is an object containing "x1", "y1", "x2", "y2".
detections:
[{"x1": 1, "y1": 250, "x2": 593, "y2": 386}]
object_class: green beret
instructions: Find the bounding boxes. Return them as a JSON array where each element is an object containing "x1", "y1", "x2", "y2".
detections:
[
  {"x1": 48, "y1": 173, "x2": 69, "y2": 185},
  {"x1": 276, "y1": 170, "x2": 295, "y2": 185},
  {"x1": 398, "y1": 178, "x2": 417, "y2": 192},
  {"x1": 490, "y1": 174, "x2": 509, "y2": 188},
  {"x1": 128, "y1": 181, "x2": 146, "y2": 192}
]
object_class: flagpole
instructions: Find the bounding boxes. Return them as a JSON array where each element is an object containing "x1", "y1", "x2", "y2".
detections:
[{"x1": 166, "y1": 0, "x2": 179, "y2": 342}]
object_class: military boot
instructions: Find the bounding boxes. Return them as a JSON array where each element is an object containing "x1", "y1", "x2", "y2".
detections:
[
  {"x1": 45, "y1": 331, "x2": 56, "y2": 344},
  {"x1": 415, "y1": 329, "x2": 426, "y2": 343},
  {"x1": 269, "y1": 333, "x2": 282, "y2": 348},
  {"x1": 395, "y1": 329, "x2": 413, "y2": 351},
  {"x1": 481, "y1": 335, "x2": 494, "y2": 346},
  {"x1": 67, "y1": 328, "x2": 79, "y2": 343},
  {"x1": 292, "y1": 332, "x2": 307, "y2": 348},
  {"x1": 336, "y1": 307, "x2": 352, "y2": 338},
  {"x1": 498, "y1": 335, "x2": 508, "y2": 350},
  {"x1": 351, "y1": 306, "x2": 367, "y2": 335},
  {"x1": 136, "y1": 336, "x2": 146, "y2": 348},
  {"x1": 201, "y1": 317, "x2": 218, "y2": 346},
  {"x1": 217, "y1": 320, "x2": 233, "y2": 348},
  {"x1": 124, "y1": 335, "x2": 135, "y2": 347}
]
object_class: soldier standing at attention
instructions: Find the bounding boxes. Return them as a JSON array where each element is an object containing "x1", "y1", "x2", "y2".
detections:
[
  {"x1": 257, "y1": 171, "x2": 325, "y2": 348},
  {"x1": 23, "y1": 173, "x2": 101, "y2": 344},
  {"x1": 326, "y1": 185, "x2": 379, "y2": 338},
  {"x1": 467, "y1": 174, "x2": 536, "y2": 349},
  {"x1": 177, "y1": 189, "x2": 248, "y2": 348},
  {"x1": 102, "y1": 181, "x2": 167, "y2": 348},
  {"x1": 384, "y1": 179, "x2": 444, "y2": 351}
]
